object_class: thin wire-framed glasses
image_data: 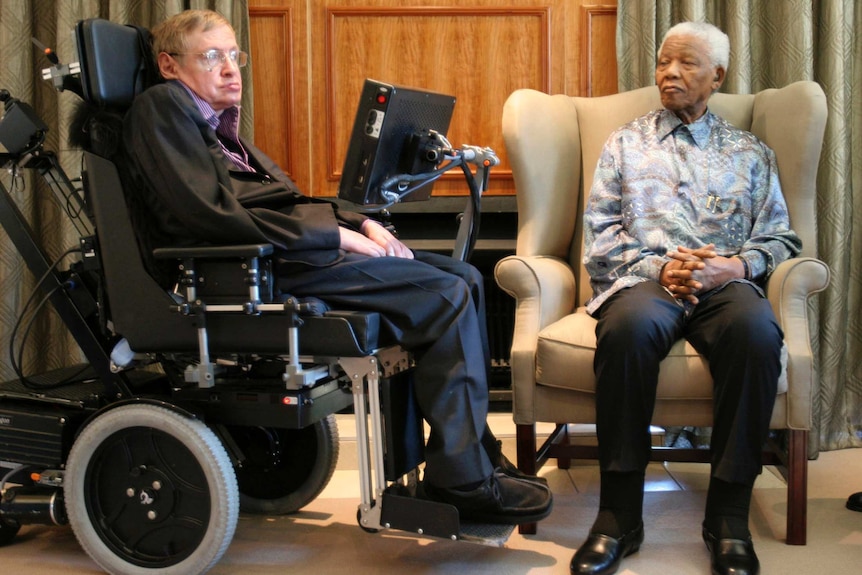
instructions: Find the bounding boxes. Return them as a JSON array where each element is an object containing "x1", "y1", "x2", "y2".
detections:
[{"x1": 169, "y1": 49, "x2": 248, "y2": 71}]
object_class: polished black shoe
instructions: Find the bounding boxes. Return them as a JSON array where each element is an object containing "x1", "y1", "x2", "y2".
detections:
[
  {"x1": 847, "y1": 491, "x2": 862, "y2": 512},
  {"x1": 569, "y1": 522, "x2": 644, "y2": 575},
  {"x1": 423, "y1": 471, "x2": 552, "y2": 524},
  {"x1": 702, "y1": 526, "x2": 760, "y2": 575}
]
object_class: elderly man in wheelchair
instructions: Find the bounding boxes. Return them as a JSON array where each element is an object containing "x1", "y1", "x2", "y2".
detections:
[{"x1": 0, "y1": 9, "x2": 550, "y2": 575}]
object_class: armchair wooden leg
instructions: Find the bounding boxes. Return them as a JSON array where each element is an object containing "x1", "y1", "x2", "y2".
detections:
[
  {"x1": 516, "y1": 423, "x2": 538, "y2": 535},
  {"x1": 785, "y1": 429, "x2": 808, "y2": 545},
  {"x1": 557, "y1": 423, "x2": 571, "y2": 469}
]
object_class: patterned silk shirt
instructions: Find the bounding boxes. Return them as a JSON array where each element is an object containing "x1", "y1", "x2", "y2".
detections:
[{"x1": 583, "y1": 108, "x2": 802, "y2": 315}]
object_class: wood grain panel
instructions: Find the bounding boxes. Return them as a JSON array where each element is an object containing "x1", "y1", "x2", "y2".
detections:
[
  {"x1": 318, "y1": 7, "x2": 551, "y2": 197},
  {"x1": 581, "y1": 6, "x2": 618, "y2": 97},
  {"x1": 249, "y1": 4, "x2": 310, "y2": 192},
  {"x1": 248, "y1": 1, "x2": 617, "y2": 198},
  {"x1": 250, "y1": 12, "x2": 292, "y2": 171}
]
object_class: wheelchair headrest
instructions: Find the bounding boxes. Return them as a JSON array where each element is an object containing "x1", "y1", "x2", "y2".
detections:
[{"x1": 75, "y1": 18, "x2": 160, "y2": 109}]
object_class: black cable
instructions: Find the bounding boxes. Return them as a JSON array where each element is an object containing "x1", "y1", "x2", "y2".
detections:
[
  {"x1": 6, "y1": 171, "x2": 94, "y2": 390},
  {"x1": 7, "y1": 245, "x2": 85, "y2": 390},
  {"x1": 380, "y1": 155, "x2": 463, "y2": 192},
  {"x1": 12, "y1": 282, "x2": 92, "y2": 391},
  {"x1": 367, "y1": 155, "x2": 466, "y2": 211},
  {"x1": 12, "y1": 129, "x2": 48, "y2": 162},
  {"x1": 34, "y1": 154, "x2": 91, "y2": 239},
  {"x1": 459, "y1": 160, "x2": 482, "y2": 262},
  {"x1": 13, "y1": 283, "x2": 62, "y2": 384}
]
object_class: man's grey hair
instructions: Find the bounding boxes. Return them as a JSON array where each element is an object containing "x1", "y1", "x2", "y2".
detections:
[{"x1": 658, "y1": 21, "x2": 730, "y2": 70}]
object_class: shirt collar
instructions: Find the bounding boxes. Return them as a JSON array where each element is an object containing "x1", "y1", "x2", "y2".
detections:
[
  {"x1": 172, "y1": 79, "x2": 242, "y2": 134},
  {"x1": 657, "y1": 108, "x2": 715, "y2": 149},
  {"x1": 172, "y1": 80, "x2": 253, "y2": 172}
]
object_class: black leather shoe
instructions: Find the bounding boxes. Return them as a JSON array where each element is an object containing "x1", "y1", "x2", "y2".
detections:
[
  {"x1": 847, "y1": 491, "x2": 862, "y2": 512},
  {"x1": 423, "y1": 471, "x2": 552, "y2": 524},
  {"x1": 702, "y1": 526, "x2": 760, "y2": 575},
  {"x1": 487, "y1": 439, "x2": 549, "y2": 486},
  {"x1": 569, "y1": 522, "x2": 644, "y2": 575}
]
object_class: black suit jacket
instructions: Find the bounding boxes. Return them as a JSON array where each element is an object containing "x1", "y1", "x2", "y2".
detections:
[{"x1": 122, "y1": 80, "x2": 367, "y2": 271}]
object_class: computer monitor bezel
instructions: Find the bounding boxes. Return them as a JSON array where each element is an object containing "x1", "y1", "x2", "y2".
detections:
[{"x1": 338, "y1": 79, "x2": 456, "y2": 208}]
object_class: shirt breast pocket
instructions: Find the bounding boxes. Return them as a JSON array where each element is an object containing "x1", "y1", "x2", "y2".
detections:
[{"x1": 702, "y1": 195, "x2": 749, "y2": 245}]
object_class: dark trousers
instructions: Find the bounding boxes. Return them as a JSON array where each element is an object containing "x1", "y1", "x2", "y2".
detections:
[
  {"x1": 277, "y1": 250, "x2": 494, "y2": 488},
  {"x1": 593, "y1": 281, "x2": 782, "y2": 485}
]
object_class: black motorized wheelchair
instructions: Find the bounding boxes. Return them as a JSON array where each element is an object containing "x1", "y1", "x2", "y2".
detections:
[{"x1": 0, "y1": 18, "x2": 506, "y2": 575}]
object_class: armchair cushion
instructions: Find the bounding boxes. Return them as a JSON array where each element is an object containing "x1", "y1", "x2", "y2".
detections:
[{"x1": 537, "y1": 312, "x2": 712, "y2": 399}]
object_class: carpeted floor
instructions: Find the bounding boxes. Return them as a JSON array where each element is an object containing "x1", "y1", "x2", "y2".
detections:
[{"x1": 3, "y1": 414, "x2": 861, "y2": 574}]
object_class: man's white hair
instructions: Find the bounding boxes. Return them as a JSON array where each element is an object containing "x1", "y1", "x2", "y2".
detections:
[{"x1": 658, "y1": 21, "x2": 730, "y2": 70}]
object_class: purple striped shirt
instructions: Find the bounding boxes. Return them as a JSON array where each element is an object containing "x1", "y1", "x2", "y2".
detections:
[{"x1": 175, "y1": 80, "x2": 255, "y2": 172}]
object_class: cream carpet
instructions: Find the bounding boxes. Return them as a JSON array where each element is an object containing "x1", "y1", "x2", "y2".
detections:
[{"x1": 2, "y1": 415, "x2": 861, "y2": 574}]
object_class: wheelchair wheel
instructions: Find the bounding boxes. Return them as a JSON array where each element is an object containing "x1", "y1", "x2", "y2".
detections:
[
  {"x1": 64, "y1": 404, "x2": 239, "y2": 575},
  {"x1": 228, "y1": 414, "x2": 339, "y2": 515}
]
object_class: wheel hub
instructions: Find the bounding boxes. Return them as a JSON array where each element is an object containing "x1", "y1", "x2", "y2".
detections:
[{"x1": 124, "y1": 465, "x2": 175, "y2": 522}]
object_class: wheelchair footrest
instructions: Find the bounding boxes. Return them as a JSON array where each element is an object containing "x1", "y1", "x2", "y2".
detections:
[
  {"x1": 458, "y1": 521, "x2": 516, "y2": 547},
  {"x1": 379, "y1": 488, "x2": 515, "y2": 546},
  {"x1": 381, "y1": 490, "x2": 460, "y2": 539}
]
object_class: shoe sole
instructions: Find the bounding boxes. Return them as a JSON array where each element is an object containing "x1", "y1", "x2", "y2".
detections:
[{"x1": 459, "y1": 501, "x2": 553, "y2": 525}]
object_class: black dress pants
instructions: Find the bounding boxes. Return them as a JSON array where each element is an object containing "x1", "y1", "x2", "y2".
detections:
[
  {"x1": 277, "y1": 250, "x2": 494, "y2": 488},
  {"x1": 593, "y1": 281, "x2": 782, "y2": 485}
]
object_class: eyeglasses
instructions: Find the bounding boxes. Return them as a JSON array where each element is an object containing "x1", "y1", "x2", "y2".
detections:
[{"x1": 169, "y1": 49, "x2": 248, "y2": 71}]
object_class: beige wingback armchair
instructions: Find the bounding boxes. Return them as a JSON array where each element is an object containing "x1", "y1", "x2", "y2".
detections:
[{"x1": 495, "y1": 82, "x2": 829, "y2": 545}]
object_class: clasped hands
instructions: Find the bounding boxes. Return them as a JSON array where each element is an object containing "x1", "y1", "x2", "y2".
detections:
[
  {"x1": 339, "y1": 219, "x2": 414, "y2": 259},
  {"x1": 660, "y1": 243, "x2": 745, "y2": 305}
]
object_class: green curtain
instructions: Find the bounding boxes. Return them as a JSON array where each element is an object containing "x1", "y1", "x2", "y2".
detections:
[
  {"x1": 0, "y1": 1, "x2": 249, "y2": 381},
  {"x1": 617, "y1": 0, "x2": 862, "y2": 453}
]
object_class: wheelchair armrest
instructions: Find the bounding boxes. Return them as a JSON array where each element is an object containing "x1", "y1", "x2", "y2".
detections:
[
  {"x1": 154, "y1": 243, "x2": 276, "y2": 304},
  {"x1": 301, "y1": 311, "x2": 382, "y2": 356},
  {"x1": 153, "y1": 243, "x2": 274, "y2": 260}
]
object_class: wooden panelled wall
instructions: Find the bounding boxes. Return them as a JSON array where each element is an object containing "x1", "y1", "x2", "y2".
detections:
[{"x1": 248, "y1": 1, "x2": 617, "y2": 198}]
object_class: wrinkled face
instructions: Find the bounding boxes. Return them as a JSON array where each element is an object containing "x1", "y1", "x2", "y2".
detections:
[
  {"x1": 655, "y1": 34, "x2": 724, "y2": 124},
  {"x1": 157, "y1": 23, "x2": 242, "y2": 111}
]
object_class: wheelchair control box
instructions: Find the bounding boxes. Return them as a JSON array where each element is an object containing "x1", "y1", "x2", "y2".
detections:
[{"x1": 0, "y1": 401, "x2": 85, "y2": 469}]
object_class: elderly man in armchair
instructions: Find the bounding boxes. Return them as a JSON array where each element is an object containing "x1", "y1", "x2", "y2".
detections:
[{"x1": 569, "y1": 21, "x2": 801, "y2": 575}]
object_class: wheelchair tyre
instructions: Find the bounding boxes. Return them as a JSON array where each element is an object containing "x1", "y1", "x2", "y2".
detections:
[
  {"x1": 64, "y1": 404, "x2": 239, "y2": 575},
  {"x1": 228, "y1": 414, "x2": 339, "y2": 515}
]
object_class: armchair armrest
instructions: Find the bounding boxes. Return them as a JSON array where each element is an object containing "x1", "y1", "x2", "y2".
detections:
[
  {"x1": 495, "y1": 255, "x2": 577, "y2": 415},
  {"x1": 765, "y1": 257, "x2": 830, "y2": 429},
  {"x1": 765, "y1": 257, "x2": 830, "y2": 333},
  {"x1": 495, "y1": 255, "x2": 578, "y2": 332}
]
